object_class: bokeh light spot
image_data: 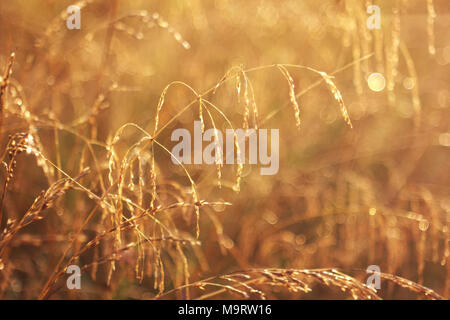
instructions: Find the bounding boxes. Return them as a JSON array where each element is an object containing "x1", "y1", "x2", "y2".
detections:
[
  {"x1": 439, "y1": 132, "x2": 450, "y2": 147},
  {"x1": 367, "y1": 73, "x2": 386, "y2": 92},
  {"x1": 403, "y1": 77, "x2": 415, "y2": 90}
]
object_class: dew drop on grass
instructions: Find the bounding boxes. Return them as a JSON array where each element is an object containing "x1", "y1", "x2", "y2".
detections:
[
  {"x1": 438, "y1": 132, "x2": 450, "y2": 147},
  {"x1": 182, "y1": 41, "x2": 191, "y2": 50}
]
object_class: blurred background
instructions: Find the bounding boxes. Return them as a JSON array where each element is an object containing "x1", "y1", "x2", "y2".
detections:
[{"x1": 0, "y1": 0, "x2": 448, "y2": 299}]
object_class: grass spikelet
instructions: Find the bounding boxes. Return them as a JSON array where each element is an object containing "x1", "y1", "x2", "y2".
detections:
[
  {"x1": 153, "y1": 84, "x2": 170, "y2": 136},
  {"x1": 0, "y1": 133, "x2": 37, "y2": 226},
  {"x1": 240, "y1": 68, "x2": 250, "y2": 130},
  {"x1": 0, "y1": 53, "x2": 15, "y2": 135},
  {"x1": 113, "y1": 11, "x2": 191, "y2": 49},
  {"x1": 345, "y1": 3, "x2": 363, "y2": 96},
  {"x1": 240, "y1": 69, "x2": 258, "y2": 129},
  {"x1": 198, "y1": 97, "x2": 205, "y2": 133},
  {"x1": 277, "y1": 65, "x2": 301, "y2": 130},
  {"x1": 155, "y1": 268, "x2": 382, "y2": 300},
  {"x1": 149, "y1": 151, "x2": 157, "y2": 209},
  {"x1": 391, "y1": 2, "x2": 401, "y2": 77},
  {"x1": 202, "y1": 105, "x2": 223, "y2": 188},
  {"x1": 366, "y1": 269, "x2": 444, "y2": 300},
  {"x1": 249, "y1": 80, "x2": 259, "y2": 129},
  {"x1": 0, "y1": 168, "x2": 89, "y2": 258},
  {"x1": 200, "y1": 99, "x2": 242, "y2": 193},
  {"x1": 352, "y1": 26, "x2": 363, "y2": 96},
  {"x1": 234, "y1": 140, "x2": 243, "y2": 193},
  {"x1": 317, "y1": 71, "x2": 353, "y2": 128},
  {"x1": 427, "y1": 0, "x2": 436, "y2": 55},
  {"x1": 386, "y1": 1, "x2": 401, "y2": 104},
  {"x1": 0, "y1": 53, "x2": 15, "y2": 107},
  {"x1": 235, "y1": 73, "x2": 241, "y2": 101},
  {"x1": 22, "y1": 168, "x2": 89, "y2": 225}
]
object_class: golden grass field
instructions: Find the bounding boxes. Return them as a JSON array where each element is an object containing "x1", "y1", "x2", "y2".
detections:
[{"x1": 0, "y1": 0, "x2": 449, "y2": 299}]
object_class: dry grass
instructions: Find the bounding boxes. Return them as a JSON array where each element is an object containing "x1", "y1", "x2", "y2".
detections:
[{"x1": 0, "y1": 0, "x2": 448, "y2": 299}]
